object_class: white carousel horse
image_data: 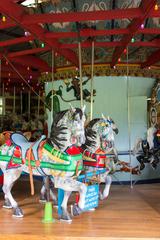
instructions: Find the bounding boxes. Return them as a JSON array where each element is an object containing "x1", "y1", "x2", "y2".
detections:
[
  {"x1": 0, "y1": 106, "x2": 87, "y2": 222},
  {"x1": 133, "y1": 126, "x2": 160, "y2": 170},
  {"x1": 81, "y1": 115, "x2": 119, "y2": 200}
]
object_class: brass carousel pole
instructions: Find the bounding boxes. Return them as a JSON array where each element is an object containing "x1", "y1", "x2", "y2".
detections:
[
  {"x1": 78, "y1": 42, "x2": 83, "y2": 109},
  {"x1": 0, "y1": 59, "x2": 2, "y2": 130},
  {"x1": 90, "y1": 41, "x2": 95, "y2": 121},
  {"x1": 126, "y1": 46, "x2": 133, "y2": 188},
  {"x1": 51, "y1": 49, "x2": 54, "y2": 131},
  {"x1": 13, "y1": 86, "x2": 15, "y2": 114}
]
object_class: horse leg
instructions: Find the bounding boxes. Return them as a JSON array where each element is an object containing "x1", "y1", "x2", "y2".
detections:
[
  {"x1": 39, "y1": 184, "x2": 46, "y2": 203},
  {"x1": 99, "y1": 174, "x2": 112, "y2": 200},
  {"x1": 60, "y1": 191, "x2": 72, "y2": 223},
  {"x1": 54, "y1": 177, "x2": 87, "y2": 220},
  {"x1": 2, "y1": 169, "x2": 23, "y2": 217},
  {"x1": 39, "y1": 177, "x2": 57, "y2": 205}
]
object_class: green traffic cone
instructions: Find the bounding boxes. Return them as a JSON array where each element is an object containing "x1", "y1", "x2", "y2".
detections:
[{"x1": 42, "y1": 202, "x2": 55, "y2": 223}]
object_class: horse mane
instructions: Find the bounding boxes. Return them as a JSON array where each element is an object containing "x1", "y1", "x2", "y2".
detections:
[
  {"x1": 47, "y1": 108, "x2": 83, "y2": 149},
  {"x1": 82, "y1": 118, "x2": 101, "y2": 150}
]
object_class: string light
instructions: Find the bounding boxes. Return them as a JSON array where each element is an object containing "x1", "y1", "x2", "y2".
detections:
[
  {"x1": 30, "y1": 75, "x2": 32, "y2": 79},
  {"x1": 113, "y1": 65, "x2": 116, "y2": 69},
  {"x1": 131, "y1": 38, "x2": 135, "y2": 43},
  {"x1": 118, "y1": 58, "x2": 121, "y2": 62},
  {"x1": 2, "y1": 16, "x2": 6, "y2": 22},
  {"x1": 8, "y1": 73, "x2": 11, "y2": 77},
  {"x1": 140, "y1": 23, "x2": 144, "y2": 29},
  {"x1": 24, "y1": 31, "x2": 30, "y2": 36},
  {"x1": 154, "y1": 4, "x2": 158, "y2": 11},
  {"x1": 41, "y1": 42, "x2": 45, "y2": 48},
  {"x1": 27, "y1": 66, "x2": 30, "y2": 71},
  {"x1": 5, "y1": 61, "x2": 8, "y2": 65},
  {"x1": 124, "y1": 49, "x2": 127, "y2": 54}
]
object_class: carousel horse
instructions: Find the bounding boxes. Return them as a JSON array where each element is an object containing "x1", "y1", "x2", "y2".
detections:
[
  {"x1": 133, "y1": 126, "x2": 160, "y2": 170},
  {"x1": 81, "y1": 115, "x2": 139, "y2": 201},
  {"x1": 81, "y1": 115, "x2": 119, "y2": 200},
  {"x1": 0, "y1": 106, "x2": 87, "y2": 222}
]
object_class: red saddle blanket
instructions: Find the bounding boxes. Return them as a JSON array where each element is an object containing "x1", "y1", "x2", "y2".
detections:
[{"x1": 80, "y1": 148, "x2": 107, "y2": 168}]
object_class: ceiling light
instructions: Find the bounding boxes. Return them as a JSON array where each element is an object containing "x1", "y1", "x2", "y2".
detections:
[
  {"x1": 154, "y1": 4, "x2": 158, "y2": 11},
  {"x1": 2, "y1": 16, "x2": 6, "y2": 22},
  {"x1": 21, "y1": 0, "x2": 47, "y2": 7}
]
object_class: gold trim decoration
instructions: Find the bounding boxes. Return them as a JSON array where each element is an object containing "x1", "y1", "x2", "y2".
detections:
[{"x1": 39, "y1": 64, "x2": 160, "y2": 83}]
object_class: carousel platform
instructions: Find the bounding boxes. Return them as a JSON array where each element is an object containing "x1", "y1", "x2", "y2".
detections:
[{"x1": 0, "y1": 179, "x2": 160, "y2": 240}]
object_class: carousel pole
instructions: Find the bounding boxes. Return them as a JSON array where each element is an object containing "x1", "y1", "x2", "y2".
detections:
[
  {"x1": 38, "y1": 90, "x2": 40, "y2": 119},
  {"x1": 13, "y1": 86, "x2": 15, "y2": 114},
  {"x1": 28, "y1": 90, "x2": 31, "y2": 120},
  {"x1": 126, "y1": 46, "x2": 133, "y2": 189},
  {"x1": 51, "y1": 49, "x2": 54, "y2": 130},
  {"x1": 90, "y1": 41, "x2": 95, "y2": 121},
  {"x1": 2, "y1": 83, "x2": 4, "y2": 116},
  {"x1": 0, "y1": 59, "x2": 2, "y2": 130},
  {"x1": 78, "y1": 42, "x2": 83, "y2": 109},
  {"x1": 20, "y1": 90, "x2": 23, "y2": 115}
]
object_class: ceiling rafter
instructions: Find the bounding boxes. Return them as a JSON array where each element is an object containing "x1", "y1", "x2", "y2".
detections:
[
  {"x1": 20, "y1": 8, "x2": 160, "y2": 25},
  {"x1": 0, "y1": 0, "x2": 78, "y2": 66},
  {"x1": 2, "y1": 62, "x2": 40, "y2": 75},
  {"x1": 8, "y1": 46, "x2": 50, "y2": 57},
  {"x1": 60, "y1": 40, "x2": 160, "y2": 49},
  {"x1": 10, "y1": 55, "x2": 51, "y2": 71},
  {"x1": 141, "y1": 49, "x2": 160, "y2": 68},
  {"x1": 111, "y1": 0, "x2": 157, "y2": 67},
  {"x1": 5, "y1": 39, "x2": 160, "y2": 59},
  {"x1": 0, "y1": 8, "x2": 159, "y2": 30},
  {"x1": 0, "y1": 28, "x2": 160, "y2": 50}
]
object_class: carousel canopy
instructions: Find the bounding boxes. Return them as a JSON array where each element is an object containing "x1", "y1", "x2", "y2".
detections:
[{"x1": 0, "y1": 0, "x2": 160, "y2": 88}]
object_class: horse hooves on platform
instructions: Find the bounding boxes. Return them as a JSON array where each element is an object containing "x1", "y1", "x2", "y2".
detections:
[
  {"x1": 39, "y1": 194, "x2": 47, "y2": 203},
  {"x1": 39, "y1": 199, "x2": 47, "y2": 203},
  {"x1": 3, "y1": 199, "x2": 12, "y2": 209},
  {"x1": 12, "y1": 207, "x2": 24, "y2": 218},
  {"x1": 71, "y1": 204, "x2": 82, "y2": 216},
  {"x1": 59, "y1": 218, "x2": 72, "y2": 224}
]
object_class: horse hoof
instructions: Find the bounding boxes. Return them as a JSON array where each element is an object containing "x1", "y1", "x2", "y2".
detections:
[
  {"x1": 39, "y1": 195, "x2": 47, "y2": 203},
  {"x1": 87, "y1": 208, "x2": 95, "y2": 211},
  {"x1": 59, "y1": 214, "x2": 72, "y2": 223},
  {"x1": 12, "y1": 207, "x2": 24, "y2": 218},
  {"x1": 99, "y1": 192, "x2": 105, "y2": 201},
  {"x1": 59, "y1": 208, "x2": 72, "y2": 223},
  {"x1": 3, "y1": 199, "x2": 12, "y2": 209},
  {"x1": 39, "y1": 199, "x2": 47, "y2": 203},
  {"x1": 53, "y1": 204, "x2": 58, "y2": 209},
  {"x1": 71, "y1": 204, "x2": 82, "y2": 216},
  {"x1": 59, "y1": 218, "x2": 72, "y2": 223}
]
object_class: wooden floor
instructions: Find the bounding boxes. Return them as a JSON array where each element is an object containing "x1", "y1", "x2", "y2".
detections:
[{"x1": 0, "y1": 180, "x2": 160, "y2": 240}]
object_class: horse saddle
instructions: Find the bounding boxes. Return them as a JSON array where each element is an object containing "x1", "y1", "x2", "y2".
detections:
[{"x1": 11, "y1": 132, "x2": 46, "y2": 160}]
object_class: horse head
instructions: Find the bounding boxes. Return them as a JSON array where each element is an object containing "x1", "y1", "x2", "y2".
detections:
[
  {"x1": 49, "y1": 105, "x2": 86, "y2": 152},
  {"x1": 84, "y1": 115, "x2": 118, "y2": 153}
]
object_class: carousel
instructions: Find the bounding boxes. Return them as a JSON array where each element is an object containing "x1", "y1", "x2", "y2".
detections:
[{"x1": 0, "y1": 0, "x2": 160, "y2": 240}]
